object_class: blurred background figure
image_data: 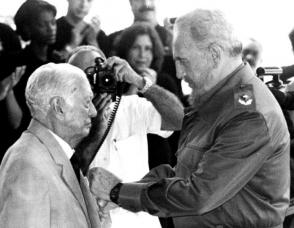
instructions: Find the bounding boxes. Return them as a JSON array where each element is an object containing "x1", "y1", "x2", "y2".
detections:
[
  {"x1": 280, "y1": 27, "x2": 294, "y2": 83},
  {"x1": 51, "y1": 0, "x2": 108, "y2": 62},
  {"x1": 242, "y1": 38, "x2": 263, "y2": 72},
  {"x1": 0, "y1": 21, "x2": 26, "y2": 162},
  {"x1": 8, "y1": 0, "x2": 58, "y2": 138},
  {"x1": 113, "y1": 22, "x2": 180, "y2": 169},
  {"x1": 107, "y1": 0, "x2": 185, "y2": 109}
]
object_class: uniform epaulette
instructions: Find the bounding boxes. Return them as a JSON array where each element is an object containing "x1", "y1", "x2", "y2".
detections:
[{"x1": 233, "y1": 84, "x2": 256, "y2": 110}]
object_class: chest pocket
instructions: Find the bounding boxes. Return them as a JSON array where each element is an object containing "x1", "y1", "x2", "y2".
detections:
[
  {"x1": 176, "y1": 144, "x2": 208, "y2": 178},
  {"x1": 108, "y1": 134, "x2": 149, "y2": 182}
]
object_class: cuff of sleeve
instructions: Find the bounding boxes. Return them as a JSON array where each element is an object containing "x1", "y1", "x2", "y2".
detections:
[{"x1": 118, "y1": 182, "x2": 149, "y2": 212}]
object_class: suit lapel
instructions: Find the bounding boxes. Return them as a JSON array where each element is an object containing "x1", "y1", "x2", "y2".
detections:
[
  {"x1": 80, "y1": 171, "x2": 102, "y2": 228},
  {"x1": 27, "y1": 119, "x2": 91, "y2": 225}
]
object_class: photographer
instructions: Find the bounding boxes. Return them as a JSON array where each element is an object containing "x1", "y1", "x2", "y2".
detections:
[{"x1": 68, "y1": 45, "x2": 184, "y2": 228}]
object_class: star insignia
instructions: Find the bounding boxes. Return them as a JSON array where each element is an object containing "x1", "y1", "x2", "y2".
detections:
[{"x1": 238, "y1": 94, "x2": 253, "y2": 106}]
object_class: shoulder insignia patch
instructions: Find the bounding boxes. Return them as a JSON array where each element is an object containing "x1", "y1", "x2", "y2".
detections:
[{"x1": 234, "y1": 84, "x2": 255, "y2": 109}]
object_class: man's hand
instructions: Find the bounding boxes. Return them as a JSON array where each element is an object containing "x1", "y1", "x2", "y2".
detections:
[
  {"x1": 0, "y1": 65, "x2": 26, "y2": 101},
  {"x1": 103, "y1": 56, "x2": 146, "y2": 90},
  {"x1": 97, "y1": 199, "x2": 118, "y2": 221},
  {"x1": 72, "y1": 93, "x2": 112, "y2": 175},
  {"x1": 88, "y1": 167, "x2": 122, "y2": 201},
  {"x1": 139, "y1": 68, "x2": 157, "y2": 84},
  {"x1": 90, "y1": 93, "x2": 112, "y2": 138}
]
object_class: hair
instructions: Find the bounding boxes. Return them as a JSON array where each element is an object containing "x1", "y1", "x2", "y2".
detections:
[
  {"x1": 25, "y1": 63, "x2": 85, "y2": 119},
  {"x1": 14, "y1": 0, "x2": 57, "y2": 41},
  {"x1": 176, "y1": 9, "x2": 242, "y2": 57},
  {"x1": 68, "y1": 45, "x2": 106, "y2": 62},
  {"x1": 113, "y1": 22, "x2": 164, "y2": 72}
]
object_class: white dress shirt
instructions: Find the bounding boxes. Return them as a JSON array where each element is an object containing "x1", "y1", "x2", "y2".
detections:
[
  {"x1": 49, "y1": 130, "x2": 75, "y2": 159},
  {"x1": 91, "y1": 95, "x2": 172, "y2": 228}
]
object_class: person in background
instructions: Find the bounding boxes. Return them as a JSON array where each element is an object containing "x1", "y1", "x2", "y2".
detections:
[
  {"x1": 107, "y1": 0, "x2": 185, "y2": 110},
  {"x1": 0, "y1": 62, "x2": 112, "y2": 227},
  {"x1": 51, "y1": 0, "x2": 108, "y2": 62},
  {"x1": 0, "y1": 66, "x2": 26, "y2": 162},
  {"x1": 113, "y1": 22, "x2": 180, "y2": 169},
  {"x1": 68, "y1": 45, "x2": 184, "y2": 228},
  {"x1": 280, "y1": 27, "x2": 294, "y2": 83},
  {"x1": 242, "y1": 38, "x2": 263, "y2": 73},
  {"x1": 89, "y1": 9, "x2": 290, "y2": 228},
  {"x1": 0, "y1": 22, "x2": 26, "y2": 162},
  {"x1": 7, "y1": 0, "x2": 58, "y2": 135},
  {"x1": 107, "y1": 0, "x2": 171, "y2": 56}
]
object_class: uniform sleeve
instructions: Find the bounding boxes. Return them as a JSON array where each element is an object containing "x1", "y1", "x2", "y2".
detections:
[
  {"x1": 0, "y1": 160, "x2": 50, "y2": 227},
  {"x1": 117, "y1": 111, "x2": 274, "y2": 217},
  {"x1": 136, "y1": 96, "x2": 173, "y2": 138}
]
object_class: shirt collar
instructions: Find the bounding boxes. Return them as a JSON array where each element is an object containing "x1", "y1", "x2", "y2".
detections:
[{"x1": 49, "y1": 130, "x2": 75, "y2": 159}]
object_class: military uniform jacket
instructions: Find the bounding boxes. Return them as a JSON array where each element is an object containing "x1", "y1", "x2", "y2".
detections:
[{"x1": 116, "y1": 63, "x2": 290, "y2": 228}]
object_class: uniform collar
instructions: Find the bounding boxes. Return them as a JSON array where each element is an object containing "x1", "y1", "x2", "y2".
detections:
[{"x1": 186, "y1": 62, "x2": 246, "y2": 116}]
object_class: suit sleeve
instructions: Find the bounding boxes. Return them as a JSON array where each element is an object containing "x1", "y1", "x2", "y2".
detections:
[
  {"x1": 117, "y1": 111, "x2": 274, "y2": 217},
  {"x1": 0, "y1": 159, "x2": 50, "y2": 227}
]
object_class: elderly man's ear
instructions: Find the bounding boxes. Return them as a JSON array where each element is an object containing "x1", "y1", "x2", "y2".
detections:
[{"x1": 50, "y1": 96, "x2": 66, "y2": 118}]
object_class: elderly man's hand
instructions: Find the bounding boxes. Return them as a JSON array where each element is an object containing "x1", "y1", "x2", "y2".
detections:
[{"x1": 88, "y1": 167, "x2": 122, "y2": 201}]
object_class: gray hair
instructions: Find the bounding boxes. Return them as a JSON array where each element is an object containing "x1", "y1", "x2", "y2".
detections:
[
  {"x1": 25, "y1": 63, "x2": 86, "y2": 119},
  {"x1": 176, "y1": 9, "x2": 242, "y2": 57}
]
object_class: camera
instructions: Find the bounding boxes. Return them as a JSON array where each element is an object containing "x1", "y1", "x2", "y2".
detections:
[
  {"x1": 256, "y1": 66, "x2": 284, "y2": 90},
  {"x1": 84, "y1": 57, "x2": 122, "y2": 101}
]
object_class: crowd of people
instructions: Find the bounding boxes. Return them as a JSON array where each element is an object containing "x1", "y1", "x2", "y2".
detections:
[{"x1": 0, "y1": 0, "x2": 294, "y2": 227}]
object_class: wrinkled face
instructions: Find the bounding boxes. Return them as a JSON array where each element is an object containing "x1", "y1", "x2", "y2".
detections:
[
  {"x1": 242, "y1": 42, "x2": 262, "y2": 70},
  {"x1": 173, "y1": 25, "x2": 214, "y2": 99},
  {"x1": 62, "y1": 75, "x2": 97, "y2": 143},
  {"x1": 127, "y1": 34, "x2": 153, "y2": 73},
  {"x1": 130, "y1": 0, "x2": 156, "y2": 23},
  {"x1": 68, "y1": 0, "x2": 93, "y2": 20},
  {"x1": 30, "y1": 10, "x2": 56, "y2": 44}
]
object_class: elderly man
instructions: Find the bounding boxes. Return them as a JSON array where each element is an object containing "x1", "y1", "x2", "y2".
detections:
[
  {"x1": 68, "y1": 45, "x2": 183, "y2": 228},
  {"x1": 89, "y1": 9, "x2": 290, "y2": 228},
  {"x1": 0, "y1": 63, "x2": 111, "y2": 227}
]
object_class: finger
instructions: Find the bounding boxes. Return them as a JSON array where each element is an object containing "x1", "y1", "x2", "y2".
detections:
[
  {"x1": 92, "y1": 93, "x2": 108, "y2": 107},
  {"x1": 103, "y1": 56, "x2": 124, "y2": 70},
  {"x1": 97, "y1": 199, "x2": 108, "y2": 208},
  {"x1": 14, "y1": 65, "x2": 26, "y2": 83},
  {"x1": 97, "y1": 95, "x2": 112, "y2": 112},
  {"x1": 93, "y1": 93, "x2": 111, "y2": 111}
]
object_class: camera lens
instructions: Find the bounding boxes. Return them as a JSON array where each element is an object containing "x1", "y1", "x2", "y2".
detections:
[{"x1": 102, "y1": 74, "x2": 115, "y2": 87}]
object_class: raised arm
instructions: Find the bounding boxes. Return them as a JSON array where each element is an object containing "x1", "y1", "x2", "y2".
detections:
[{"x1": 103, "y1": 56, "x2": 184, "y2": 131}]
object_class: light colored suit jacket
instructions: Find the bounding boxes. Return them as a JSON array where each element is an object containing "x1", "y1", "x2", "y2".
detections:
[{"x1": 0, "y1": 119, "x2": 101, "y2": 228}]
